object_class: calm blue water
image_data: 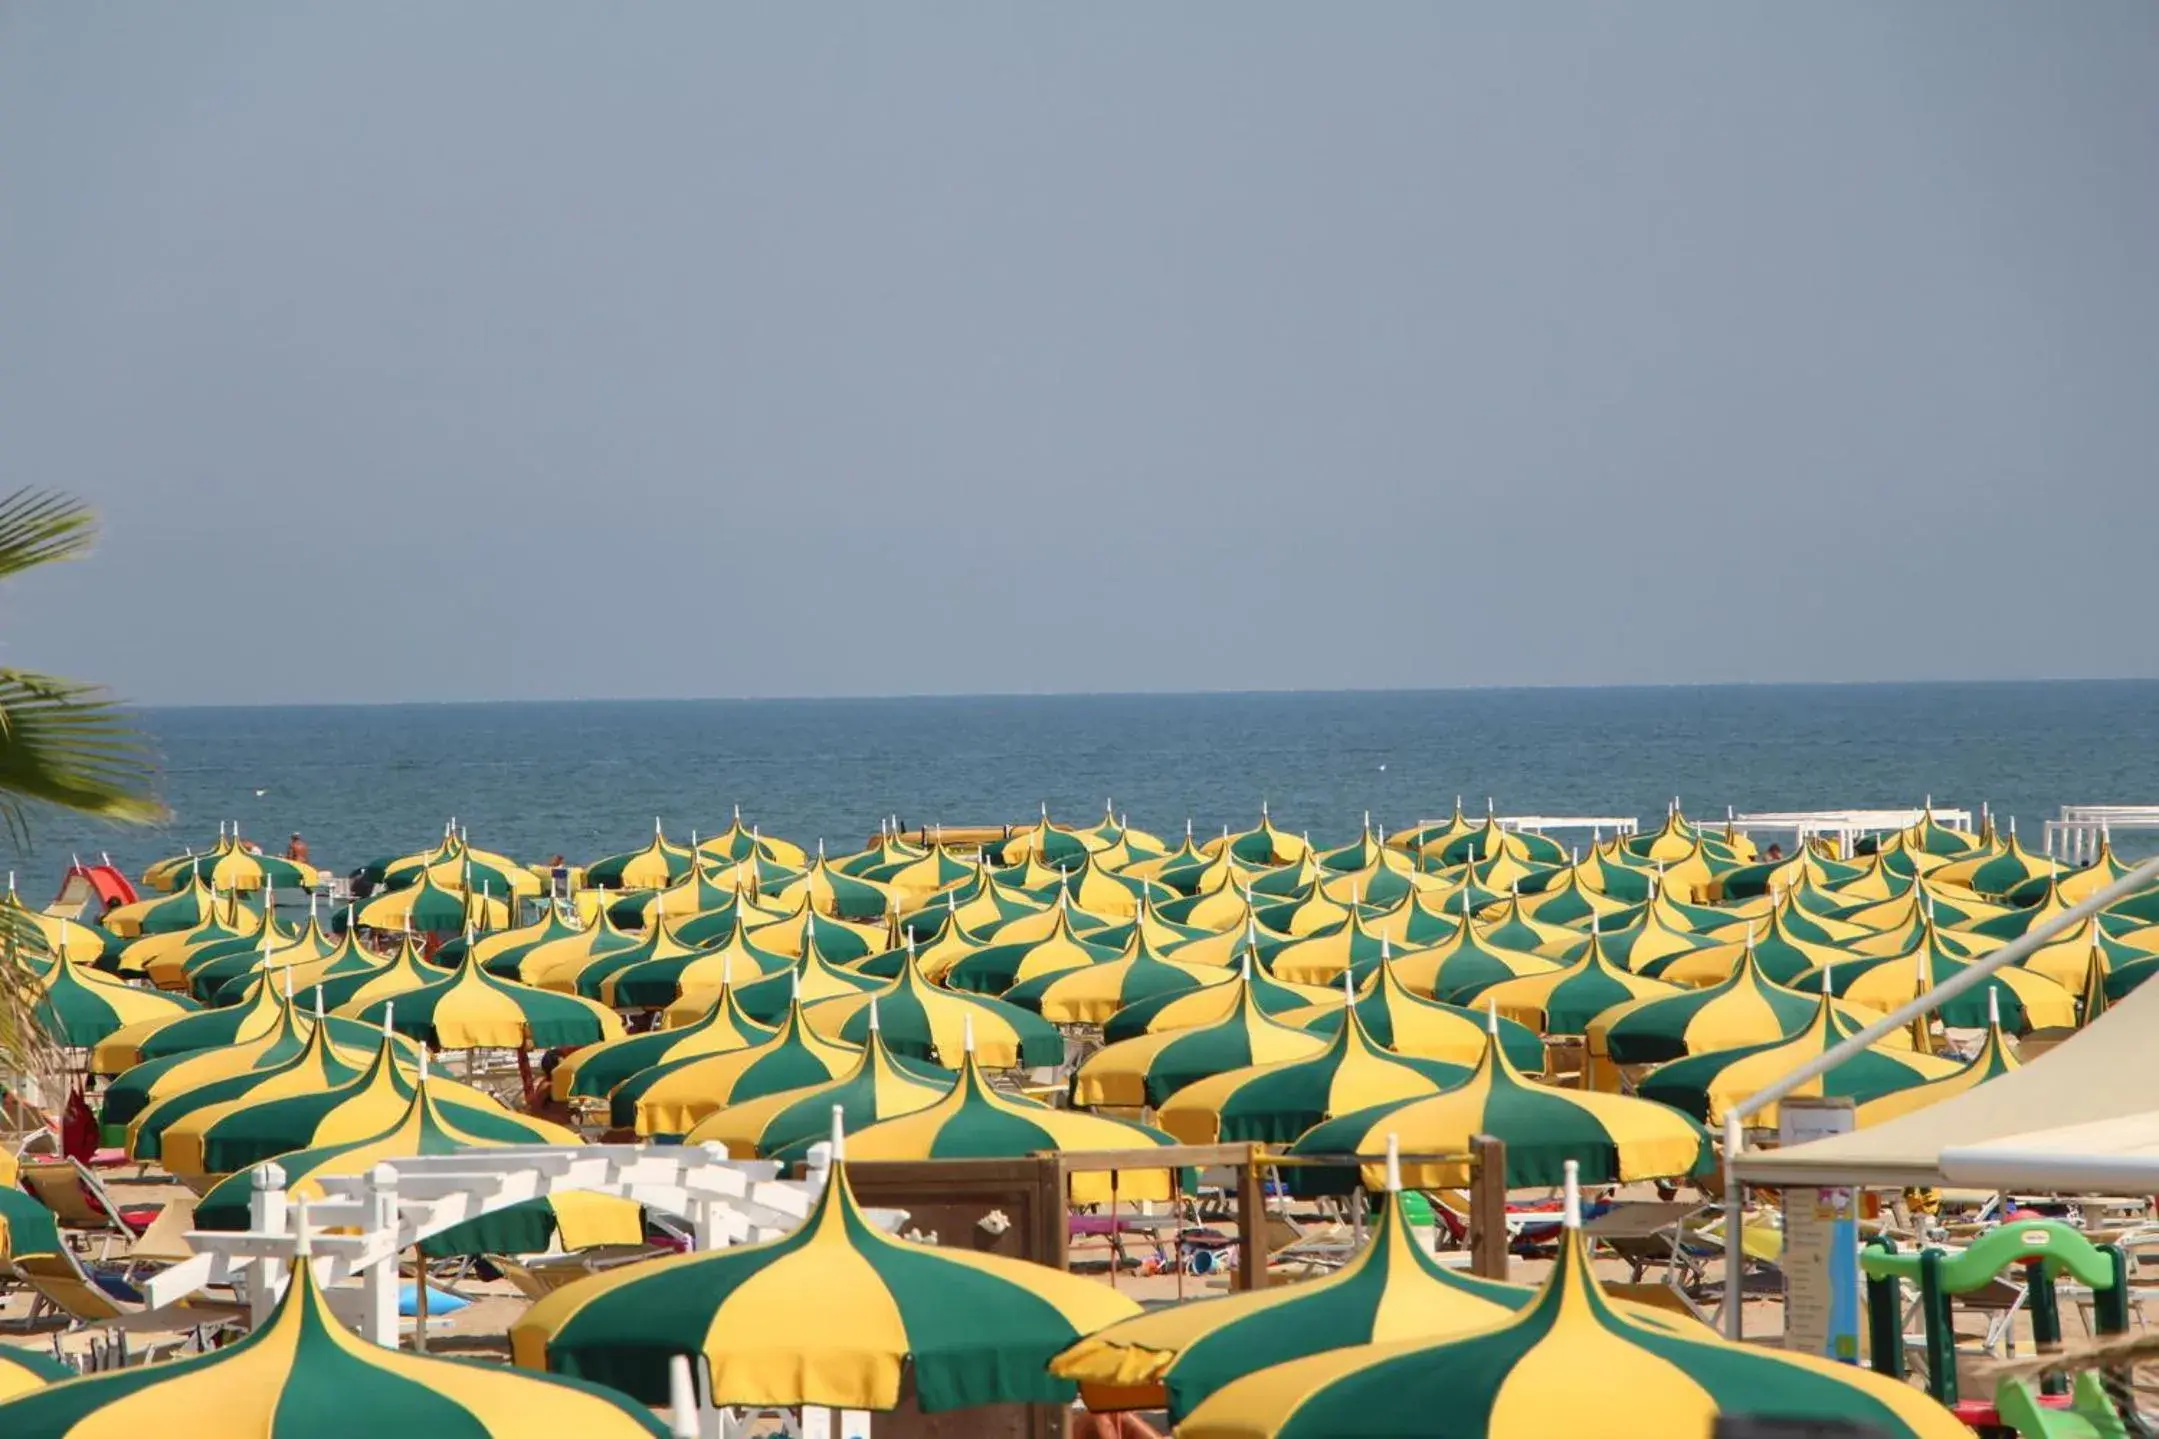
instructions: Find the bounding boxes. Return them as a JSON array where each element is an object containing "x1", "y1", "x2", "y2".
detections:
[{"x1": 16, "y1": 682, "x2": 2159, "y2": 888}]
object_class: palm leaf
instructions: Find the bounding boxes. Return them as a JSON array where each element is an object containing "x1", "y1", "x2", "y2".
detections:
[
  {"x1": 0, "y1": 670, "x2": 164, "y2": 846},
  {"x1": 0, "y1": 490, "x2": 96, "y2": 582}
]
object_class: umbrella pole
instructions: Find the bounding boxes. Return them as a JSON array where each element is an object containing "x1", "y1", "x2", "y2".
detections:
[{"x1": 412, "y1": 1245, "x2": 429, "y2": 1353}]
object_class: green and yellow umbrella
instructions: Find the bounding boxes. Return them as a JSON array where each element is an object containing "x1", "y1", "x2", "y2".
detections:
[
  {"x1": 762, "y1": 853, "x2": 894, "y2": 922},
  {"x1": 1073, "y1": 978, "x2": 1327, "y2": 1111},
  {"x1": 2017, "y1": 918, "x2": 2148, "y2": 992},
  {"x1": 31, "y1": 952, "x2": 200, "y2": 1047},
  {"x1": 383, "y1": 841, "x2": 541, "y2": 900},
  {"x1": 940, "y1": 902, "x2": 1120, "y2": 995},
  {"x1": 1649, "y1": 903, "x2": 1852, "y2": 988},
  {"x1": 196, "y1": 1079, "x2": 631, "y2": 1256},
  {"x1": 125, "y1": 1018, "x2": 380, "y2": 1164},
  {"x1": 728, "y1": 946, "x2": 887, "y2": 1025},
  {"x1": 1004, "y1": 936, "x2": 1223, "y2": 1025},
  {"x1": 505, "y1": 906, "x2": 660, "y2": 982},
  {"x1": 831, "y1": 829, "x2": 924, "y2": 880},
  {"x1": 155, "y1": 834, "x2": 319, "y2": 895},
  {"x1": 1203, "y1": 810, "x2": 1309, "y2": 866},
  {"x1": 1286, "y1": 1024, "x2": 1711, "y2": 1192},
  {"x1": 1458, "y1": 930, "x2": 1681, "y2": 1036},
  {"x1": 1856, "y1": 999, "x2": 2024, "y2": 1127},
  {"x1": 0, "y1": 1345, "x2": 68, "y2": 1403},
  {"x1": 1805, "y1": 927, "x2": 2076, "y2": 1032},
  {"x1": 783, "y1": 1042, "x2": 1186, "y2": 1203},
  {"x1": 1099, "y1": 957, "x2": 1338, "y2": 1043},
  {"x1": 0, "y1": 1185, "x2": 67, "y2": 1266},
  {"x1": 1929, "y1": 827, "x2": 2058, "y2": 898},
  {"x1": 602, "y1": 864, "x2": 745, "y2": 931},
  {"x1": 0, "y1": 887, "x2": 110, "y2": 964},
  {"x1": 552, "y1": 975, "x2": 778, "y2": 1102},
  {"x1": 102, "y1": 878, "x2": 256, "y2": 940},
  {"x1": 179, "y1": 912, "x2": 344, "y2": 1002},
  {"x1": 1156, "y1": 992, "x2": 1468, "y2": 1145},
  {"x1": 609, "y1": 917, "x2": 793, "y2": 1011},
  {"x1": 684, "y1": 1007, "x2": 955, "y2": 1158},
  {"x1": 91, "y1": 975, "x2": 297, "y2": 1074},
  {"x1": 472, "y1": 906, "x2": 617, "y2": 979},
  {"x1": 1594, "y1": 899, "x2": 1729, "y2": 976},
  {"x1": 1510, "y1": 866, "x2": 1638, "y2": 927},
  {"x1": 1268, "y1": 905, "x2": 1408, "y2": 988},
  {"x1": 1588, "y1": 946, "x2": 1853, "y2": 1069},
  {"x1": 1283, "y1": 953, "x2": 1544, "y2": 1071},
  {"x1": 1469, "y1": 892, "x2": 1587, "y2": 960},
  {"x1": 2104, "y1": 952, "x2": 2159, "y2": 1005},
  {"x1": 1634, "y1": 988, "x2": 1951, "y2": 1126},
  {"x1": 529, "y1": 915, "x2": 705, "y2": 999},
  {"x1": 298, "y1": 933, "x2": 450, "y2": 1013},
  {"x1": 0, "y1": 1232, "x2": 670, "y2": 1436},
  {"x1": 101, "y1": 994, "x2": 324, "y2": 1133},
  {"x1": 584, "y1": 826, "x2": 696, "y2": 890},
  {"x1": 997, "y1": 813, "x2": 1095, "y2": 869},
  {"x1": 615, "y1": 996, "x2": 862, "y2": 1136},
  {"x1": 1052, "y1": 1161, "x2": 1528, "y2": 1419},
  {"x1": 1705, "y1": 843, "x2": 1866, "y2": 901},
  {"x1": 1250, "y1": 884, "x2": 1355, "y2": 941},
  {"x1": 160, "y1": 1038, "x2": 522, "y2": 1181},
  {"x1": 1386, "y1": 919, "x2": 1561, "y2": 1003},
  {"x1": 345, "y1": 952, "x2": 623, "y2": 1050},
  {"x1": 1178, "y1": 1188, "x2": 1966, "y2": 1439},
  {"x1": 741, "y1": 899, "x2": 883, "y2": 963},
  {"x1": 117, "y1": 910, "x2": 261, "y2": 985},
  {"x1": 804, "y1": 951, "x2": 1064, "y2": 1069},
  {"x1": 510, "y1": 1149, "x2": 1139, "y2": 1412},
  {"x1": 335, "y1": 872, "x2": 507, "y2": 937},
  {"x1": 697, "y1": 811, "x2": 809, "y2": 868},
  {"x1": 898, "y1": 866, "x2": 1047, "y2": 943}
]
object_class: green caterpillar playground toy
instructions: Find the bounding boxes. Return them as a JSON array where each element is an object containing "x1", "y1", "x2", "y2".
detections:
[{"x1": 1861, "y1": 1220, "x2": 2140, "y2": 1438}]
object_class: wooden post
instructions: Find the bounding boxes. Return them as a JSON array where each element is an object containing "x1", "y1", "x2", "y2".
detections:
[
  {"x1": 1469, "y1": 1134, "x2": 1508, "y2": 1280},
  {"x1": 1236, "y1": 1144, "x2": 1267, "y2": 1293}
]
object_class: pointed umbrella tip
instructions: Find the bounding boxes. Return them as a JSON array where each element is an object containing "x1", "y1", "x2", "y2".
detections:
[{"x1": 1485, "y1": 1000, "x2": 1499, "y2": 1035}]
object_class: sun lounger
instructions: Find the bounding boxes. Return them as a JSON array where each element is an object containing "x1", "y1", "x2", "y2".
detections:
[
  {"x1": 12, "y1": 1248, "x2": 245, "y2": 1368},
  {"x1": 20, "y1": 1160, "x2": 162, "y2": 1260}
]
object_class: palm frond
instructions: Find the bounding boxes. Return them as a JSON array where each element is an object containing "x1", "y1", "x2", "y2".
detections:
[
  {"x1": 0, "y1": 916, "x2": 58, "y2": 1091},
  {"x1": 0, "y1": 489, "x2": 96, "y2": 584},
  {"x1": 0, "y1": 669, "x2": 165, "y2": 848}
]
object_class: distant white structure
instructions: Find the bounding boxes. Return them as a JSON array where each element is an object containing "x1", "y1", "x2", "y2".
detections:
[{"x1": 2046, "y1": 805, "x2": 2159, "y2": 862}]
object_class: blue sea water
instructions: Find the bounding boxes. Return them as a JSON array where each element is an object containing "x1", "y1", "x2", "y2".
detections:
[{"x1": 17, "y1": 681, "x2": 2159, "y2": 890}]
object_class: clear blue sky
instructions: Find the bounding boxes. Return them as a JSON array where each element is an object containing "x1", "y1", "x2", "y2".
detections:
[{"x1": 2, "y1": 4, "x2": 2153, "y2": 705}]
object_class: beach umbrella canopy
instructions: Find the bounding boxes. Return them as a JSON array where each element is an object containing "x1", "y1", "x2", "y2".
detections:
[
  {"x1": 0, "y1": 1346, "x2": 70, "y2": 1404},
  {"x1": 729, "y1": 947, "x2": 887, "y2": 1025},
  {"x1": 196, "y1": 1078, "x2": 631, "y2": 1256},
  {"x1": 1203, "y1": 810, "x2": 1309, "y2": 866},
  {"x1": 780, "y1": 1043, "x2": 1187, "y2": 1203},
  {"x1": 697, "y1": 812, "x2": 809, "y2": 868},
  {"x1": 206, "y1": 922, "x2": 394, "y2": 1006},
  {"x1": 1709, "y1": 844, "x2": 1867, "y2": 901},
  {"x1": 1456, "y1": 931, "x2": 1682, "y2": 1036},
  {"x1": 1099, "y1": 959, "x2": 1338, "y2": 1043},
  {"x1": 101, "y1": 995, "x2": 324, "y2": 1132},
  {"x1": 1855, "y1": 1003, "x2": 2024, "y2": 1127},
  {"x1": 0, "y1": 1224, "x2": 670, "y2": 1439},
  {"x1": 117, "y1": 910, "x2": 260, "y2": 984},
  {"x1": 383, "y1": 841, "x2": 541, "y2": 899},
  {"x1": 1268, "y1": 906, "x2": 1408, "y2": 988},
  {"x1": 1052, "y1": 1170, "x2": 1528, "y2": 1420},
  {"x1": 1177, "y1": 1187, "x2": 1967, "y2": 1439},
  {"x1": 157, "y1": 836, "x2": 319, "y2": 895},
  {"x1": 552, "y1": 978, "x2": 778, "y2": 1102},
  {"x1": 741, "y1": 900, "x2": 883, "y2": 963},
  {"x1": 179, "y1": 913, "x2": 342, "y2": 1001},
  {"x1": 609, "y1": 917, "x2": 793, "y2": 1010},
  {"x1": 124, "y1": 1018, "x2": 382, "y2": 1163},
  {"x1": 472, "y1": 907, "x2": 620, "y2": 979},
  {"x1": 0, "y1": 1186, "x2": 66, "y2": 1267},
  {"x1": 1286, "y1": 1024, "x2": 1712, "y2": 1193},
  {"x1": 897, "y1": 868, "x2": 1047, "y2": 943},
  {"x1": 685, "y1": 1009, "x2": 955, "y2": 1158},
  {"x1": 1469, "y1": 892, "x2": 1587, "y2": 959},
  {"x1": 295, "y1": 933, "x2": 451, "y2": 1013},
  {"x1": 335, "y1": 872, "x2": 506, "y2": 937},
  {"x1": 1649, "y1": 902, "x2": 1852, "y2": 988},
  {"x1": 2104, "y1": 952, "x2": 2159, "y2": 1004},
  {"x1": 0, "y1": 887, "x2": 110, "y2": 964},
  {"x1": 996, "y1": 814, "x2": 1095, "y2": 869},
  {"x1": 939, "y1": 903, "x2": 1120, "y2": 995},
  {"x1": 1588, "y1": 947, "x2": 1851, "y2": 1068},
  {"x1": 614, "y1": 998, "x2": 862, "y2": 1136},
  {"x1": 1510, "y1": 866, "x2": 1639, "y2": 926},
  {"x1": 2016, "y1": 918, "x2": 2148, "y2": 992},
  {"x1": 1004, "y1": 937, "x2": 1223, "y2": 1025},
  {"x1": 91, "y1": 975, "x2": 296, "y2": 1074},
  {"x1": 30, "y1": 953, "x2": 199, "y2": 1047},
  {"x1": 1285, "y1": 955, "x2": 1544, "y2": 1071},
  {"x1": 1634, "y1": 989, "x2": 1951, "y2": 1126},
  {"x1": 1804, "y1": 927, "x2": 2077, "y2": 1032},
  {"x1": 1385, "y1": 920, "x2": 1562, "y2": 1003},
  {"x1": 344, "y1": 952, "x2": 625, "y2": 1050},
  {"x1": 102, "y1": 878, "x2": 258, "y2": 939},
  {"x1": 529, "y1": 916, "x2": 706, "y2": 999},
  {"x1": 1929, "y1": 829, "x2": 2058, "y2": 898},
  {"x1": 1156, "y1": 994, "x2": 1468, "y2": 1145},
  {"x1": 603, "y1": 865, "x2": 745, "y2": 931},
  {"x1": 158, "y1": 1037, "x2": 519, "y2": 1179},
  {"x1": 764, "y1": 854, "x2": 895, "y2": 922},
  {"x1": 804, "y1": 952, "x2": 1065, "y2": 1069},
  {"x1": 1073, "y1": 978, "x2": 1327, "y2": 1110},
  {"x1": 584, "y1": 826, "x2": 697, "y2": 890},
  {"x1": 511, "y1": 1148, "x2": 1139, "y2": 1413}
]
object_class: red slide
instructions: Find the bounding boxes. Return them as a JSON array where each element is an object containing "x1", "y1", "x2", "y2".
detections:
[{"x1": 51, "y1": 862, "x2": 137, "y2": 916}]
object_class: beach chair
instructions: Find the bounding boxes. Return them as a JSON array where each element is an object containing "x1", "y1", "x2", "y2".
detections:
[
  {"x1": 1585, "y1": 1201, "x2": 1719, "y2": 1315},
  {"x1": 20, "y1": 1160, "x2": 162, "y2": 1260},
  {"x1": 11, "y1": 1248, "x2": 245, "y2": 1368}
]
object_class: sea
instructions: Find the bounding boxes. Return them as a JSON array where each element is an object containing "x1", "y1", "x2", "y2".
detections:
[{"x1": 19, "y1": 681, "x2": 2159, "y2": 891}]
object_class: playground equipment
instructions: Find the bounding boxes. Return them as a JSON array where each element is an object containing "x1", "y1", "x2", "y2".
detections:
[{"x1": 1862, "y1": 1220, "x2": 2137, "y2": 1438}]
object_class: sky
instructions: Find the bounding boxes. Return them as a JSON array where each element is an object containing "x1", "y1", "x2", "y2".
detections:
[{"x1": 1, "y1": 4, "x2": 2154, "y2": 707}]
